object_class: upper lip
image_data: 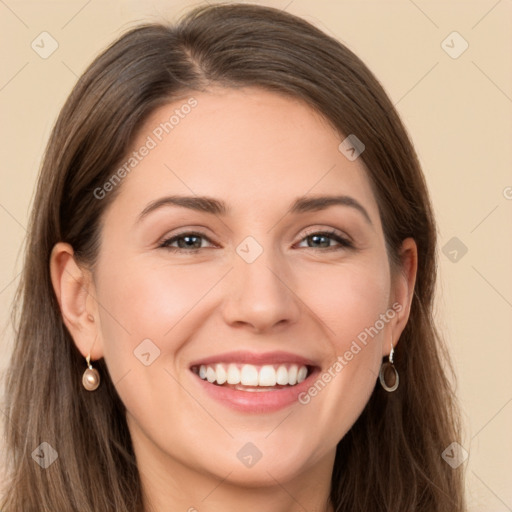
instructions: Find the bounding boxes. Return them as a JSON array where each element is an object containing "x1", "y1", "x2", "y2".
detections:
[{"x1": 189, "y1": 350, "x2": 320, "y2": 368}]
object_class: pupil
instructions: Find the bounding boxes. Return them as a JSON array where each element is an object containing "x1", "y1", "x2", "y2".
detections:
[
  {"x1": 179, "y1": 235, "x2": 201, "y2": 249},
  {"x1": 309, "y1": 234, "x2": 329, "y2": 248}
]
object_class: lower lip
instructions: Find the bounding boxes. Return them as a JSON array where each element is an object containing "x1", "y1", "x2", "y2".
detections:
[{"x1": 189, "y1": 368, "x2": 320, "y2": 413}]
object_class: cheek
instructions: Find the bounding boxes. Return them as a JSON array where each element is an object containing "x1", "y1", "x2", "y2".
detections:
[
  {"x1": 92, "y1": 256, "x2": 218, "y2": 433},
  {"x1": 292, "y1": 259, "x2": 391, "y2": 440},
  {"x1": 96, "y1": 250, "x2": 213, "y2": 333},
  {"x1": 297, "y1": 258, "x2": 391, "y2": 352},
  {"x1": 93, "y1": 254, "x2": 223, "y2": 377}
]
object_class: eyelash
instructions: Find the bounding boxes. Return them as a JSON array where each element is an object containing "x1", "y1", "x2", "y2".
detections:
[{"x1": 158, "y1": 229, "x2": 354, "y2": 253}]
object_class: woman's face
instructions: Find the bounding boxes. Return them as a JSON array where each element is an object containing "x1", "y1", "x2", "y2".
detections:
[{"x1": 83, "y1": 87, "x2": 415, "y2": 486}]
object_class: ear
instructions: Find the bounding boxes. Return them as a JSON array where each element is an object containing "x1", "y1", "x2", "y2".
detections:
[
  {"x1": 383, "y1": 237, "x2": 418, "y2": 357},
  {"x1": 49, "y1": 242, "x2": 104, "y2": 361}
]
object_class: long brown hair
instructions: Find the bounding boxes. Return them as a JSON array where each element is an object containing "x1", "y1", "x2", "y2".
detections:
[{"x1": 1, "y1": 3, "x2": 466, "y2": 510}]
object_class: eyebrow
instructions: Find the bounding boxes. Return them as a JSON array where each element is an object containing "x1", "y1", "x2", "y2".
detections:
[{"x1": 137, "y1": 194, "x2": 373, "y2": 226}]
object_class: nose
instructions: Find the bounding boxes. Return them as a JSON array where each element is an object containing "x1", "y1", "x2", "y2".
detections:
[{"x1": 220, "y1": 244, "x2": 301, "y2": 333}]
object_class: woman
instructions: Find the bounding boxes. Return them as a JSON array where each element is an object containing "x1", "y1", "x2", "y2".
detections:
[{"x1": 1, "y1": 3, "x2": 466, "y2": 511}]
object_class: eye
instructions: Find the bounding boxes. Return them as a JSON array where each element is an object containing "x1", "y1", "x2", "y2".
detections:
[
  {"x1": 296, "y1": 229, "x2": 353, "y2": 251},
  {"x1": 159, "y1": 231, "x2": 215, "y2": 252},
  {"x1": 159, "y1": 229, "x2": 353, "y2": 253}
]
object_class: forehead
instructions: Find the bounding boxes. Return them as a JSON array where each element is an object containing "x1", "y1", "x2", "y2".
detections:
[{"x1": 107, "y1": 86, "x2": 381, "y2": 227}]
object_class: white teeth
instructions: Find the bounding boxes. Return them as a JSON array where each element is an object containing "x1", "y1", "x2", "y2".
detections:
[
  {"x1": 227, "y1": 364, "x2": 241, "y2": 384},
  {"x1": 258, "y1": 365, "x2": 277, "y2": 386},
  {"x1": 206, "y1": 366, "x2": 216, "y2": 383},
  {"x1": 297, "y1": 366, "x2": 308, "y2": 383},
  {"x1": 215, "y1": 363, "x2": 227, "y2": 385},
  {"x1": 276, "y1": 365, "x2": 289, "y2": 385},
  {"x1": 195, "y1": 362, "x2": 310, "y2": 387},
  {"x1": 240, "y1": 364, "x2": 259, "y2": 386},
  {"x1": 288, "y1": 365, "x2": 298, "y2": 385}
]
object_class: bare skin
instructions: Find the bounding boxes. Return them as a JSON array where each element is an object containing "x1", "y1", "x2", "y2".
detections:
[{"x1": 51, "y1": 87, "x2": 417, "y2": 512}]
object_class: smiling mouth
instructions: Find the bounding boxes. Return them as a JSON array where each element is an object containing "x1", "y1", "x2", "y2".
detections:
[{"x1": 190, "y1": 362, "x2": 316, "y2": 391}]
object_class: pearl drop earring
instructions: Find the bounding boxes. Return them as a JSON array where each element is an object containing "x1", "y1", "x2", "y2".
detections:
[{"x1": 82, "y1": 354, "x2": 100, "y2": 391}]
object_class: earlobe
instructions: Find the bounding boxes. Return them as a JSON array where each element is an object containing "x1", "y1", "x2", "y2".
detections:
[{"x1": 49, "y1": 242, "x2": 103, "y2": 360}]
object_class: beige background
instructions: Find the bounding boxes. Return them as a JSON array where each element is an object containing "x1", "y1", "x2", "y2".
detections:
[{"x1": 1, "y1": 0, "x2": 511, "y2": 509}]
